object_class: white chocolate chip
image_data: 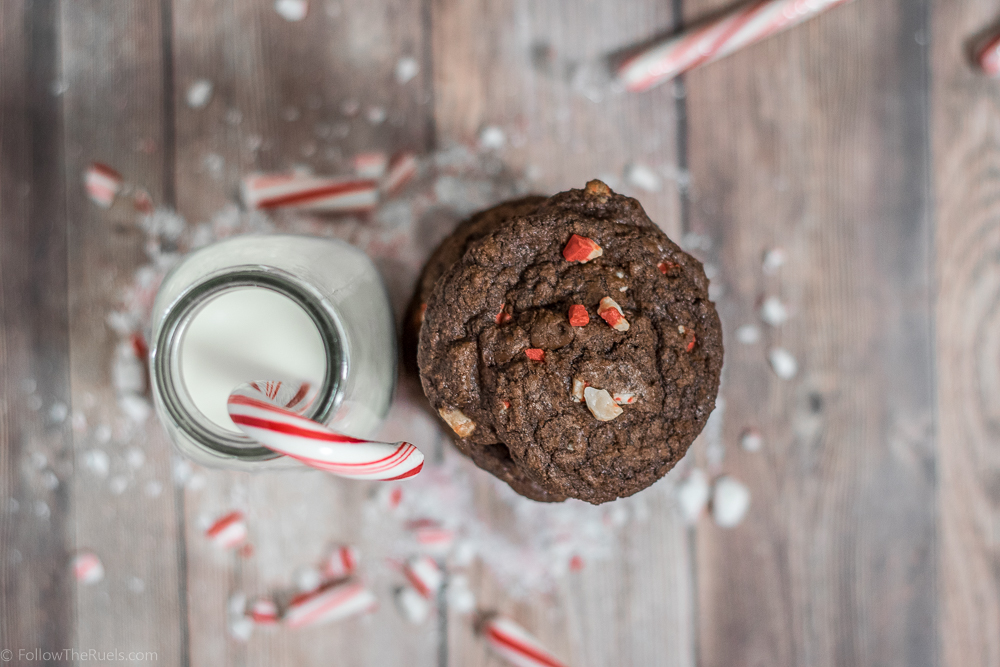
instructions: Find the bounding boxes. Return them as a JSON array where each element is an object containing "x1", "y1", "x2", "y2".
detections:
[
  {"x1": 438, "y1": 406, "x2": 476, "y2": 437},
  {"x1": 571, "y1": 378, "x2": 587, "y2": 403},
  {"x1": 611, "y1": 392, "x2": 635, "y2": 405},
  {"x1": 584, "y1": 387, "x2": 623, "y2": 421}
]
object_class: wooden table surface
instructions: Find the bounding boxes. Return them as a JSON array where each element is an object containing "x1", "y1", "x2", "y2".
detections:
[{"x1": 1, "y1": 0, "x2": 998, "y2": 665}]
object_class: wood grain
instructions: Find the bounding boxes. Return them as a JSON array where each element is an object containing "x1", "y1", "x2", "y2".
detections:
[
  {"x1": 430, "y1": 1, "x2": 696, "y2": 665},
  {"x1": 932, "y1": 2, "x2": 1000, "y2": 666},
  {"x1": 58, "y1": 1, "x2": 186, "y2": 663},
  {"x1": 0, "y1": 0, "x2": 75, "y2": 658},
  {"x1": 683, "y1": 0, "x2": 937, "y2": 665},
  {"x1": 169, "y1": 1, "x2": 437, "y2": 665}
]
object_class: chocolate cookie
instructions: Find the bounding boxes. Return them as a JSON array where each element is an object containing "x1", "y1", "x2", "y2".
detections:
[{"x1": 418, "y1": 181, "x2": 723, "y2": 504}]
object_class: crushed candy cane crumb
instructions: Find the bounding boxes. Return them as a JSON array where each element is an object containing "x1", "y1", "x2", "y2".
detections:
[
  {"x1": 562, "y1": 234, "x2": 603, "y2": 263},
  {"x1": 524, "y1": 348, "x2": 545, "y2": 362},
  {"x1": 568, "y1": 304, "x2": 589, "y2": 327},
  {"x1": 598, "y1": 296, "x2": 629, "y2": 331}
]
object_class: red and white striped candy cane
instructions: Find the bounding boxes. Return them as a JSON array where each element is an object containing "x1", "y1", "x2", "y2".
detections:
[
  {"x1": 72, "y1": 551, "x2": 105, "y2": 585},
  {"x1": 483, "y1": 615, "x2": 569, "y2": 667},
  {"x1": 227, "y1": 382, "x2": 424, "y2": 481},
  {"x1": 321, "y1": 545, "x2": 359, "y2": 581},
  {"x1": 284, "y1": 581, "x2": 378, "y2": 629},
  {"x1": 206, "y1": 510, "x2": 249, "y2": 549},
  {"x1": 978, "y1": 33, "x2": 1000, "y2": 77},
  {"x1": 241, "y1": 172, "x2": 379, "y2": 213},
  {"x1": 84, "y1": 162, "x2": 123, "y2": 208},
  {"x1": 403, "y1": 555, "x2": 443, "y2": 599},
  {"x1": 617, "y1": 0, "x2": 856, "y2": 92}
]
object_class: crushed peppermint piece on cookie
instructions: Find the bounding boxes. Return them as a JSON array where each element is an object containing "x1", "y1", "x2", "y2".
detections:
[
  {"x1": 562, "y1": 234, "x2": 603, "y2": 263},
  {"x1": 567, "y1": 304, "x2": 589, "y2": 327},
  {"x1": 598, "y1": 297, "x2": 629, "y2": 331},
  {"x1": 524, "y1": 348, "x2": 545, "y2": 362},
  {"x1": 612, "y1": 392, "x2": 635, "y2": 405}
]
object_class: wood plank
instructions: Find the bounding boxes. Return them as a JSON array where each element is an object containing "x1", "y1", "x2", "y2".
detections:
[
  {"x1": 169, "y1": 1, "x2": 437, "y2": 665},
  {"x1": 0, "y1": 0, "x2": 75, "y2": 658},
  {"x1": 430, "y1": 1, "x2": 696, "y2": 666},
  {"x1": 58, "y1": 0, "x2": 185, "y2": 663},
  {"x1": 683, "y1": 0, "x2": 936, "y2": 665},
  {"x1": 932, "y1": 2, "x2": 1000, "y2": 666}
]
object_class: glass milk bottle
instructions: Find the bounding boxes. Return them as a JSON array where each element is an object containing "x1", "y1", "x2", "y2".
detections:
[{"x1": 149, "y1": 234, "x2": 396, "y2": 469}]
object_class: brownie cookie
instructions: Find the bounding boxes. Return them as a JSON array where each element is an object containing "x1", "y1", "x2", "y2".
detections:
[{"x1": 418, "y1": 181, "x2": 723, "y2": 504}]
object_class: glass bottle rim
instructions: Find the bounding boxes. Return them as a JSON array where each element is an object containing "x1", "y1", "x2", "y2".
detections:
[{"x1": 151, "y1": 265, "x2": 344, "y2": 461}]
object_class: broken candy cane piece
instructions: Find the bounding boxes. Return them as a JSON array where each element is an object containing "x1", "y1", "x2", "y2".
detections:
[
  {"x1": 524, "y1": 348, "x2": 545, "y2": 362},
  {"x1": 598, "y1": 297, "x2": 630, "y2": 332},
  {"x1": 85, "y1": 162, "x2": 123, "y2": 208},
  {"x1": 495, "y1": 305, "x2": 513, "y2": 325},
  {"x1": 740, "y1": 428, "x2": 763, "y2": 452},
  {"x1": 676, "y1": 468, "x2": 710, "y2": 524},
  {"x1": 395, "y1": 585, "x2": 432, "y2": 625},
  {"x1": 562, "y1": 234, "x2": 603, "y2": 263},
  {"x1": 72, "y1": 551, "x2": 105, "y2": 585},
  {"x1": 712, "y1": 476, "x2": 750, "y2": 528},
  {"x1": 321, "y1": 545, "x2": 359, "y2": 581},
  {"x1": 678, "y1": 325, "x2": 696, "y2": 352},
  {"x1": 571, "y1": 378, "x2": 588, "y2": 403},
  {"x1": 439, "y1": 406, "x2": 476, "y2": 438},
  {"x1": 979, "y1": 33, "x2": 1000, "y2": 77},
  {"x1": 250, "y1": 598, "x2": 279, "y2": 625},
  {"x1": 657, "y1": 260, "x2": 679, "y2": 275},
  {"x1": 584, "y1": 387, "x2": 623, "y2": 422},
  {"x1": 567, "y1": 304, "x2": 589, "y2": 327},
  {"x1": 274, "y1": 0, "x2": 308, "y2": 21},
  {"x1": 284, "y1": 581, "x2": 378, "y2": 628},
  {"x1": 352, "y1": 151, "x2": 388, "y2": 178},
  {"x1": 403, "y1": 555, "x2": 443, "y2": 599},
  {"x1": 206, "y1": 510, "x2": 248, "y2": 549},
  {"x1": 408, "y1": 520, "x2": 456, "y2": 553},
  {"x1": 611, "y1": 392, "x2": 635, "y2": 405},
  {"x1": 482, "y1": 615, "x2": 570, "y2": 667},
  {"x1": 242, "y1": 172, "x2": 379, "y2": 213},
  {"x1": 383, "y1": 151, "x2": 418, "y2": 195}
]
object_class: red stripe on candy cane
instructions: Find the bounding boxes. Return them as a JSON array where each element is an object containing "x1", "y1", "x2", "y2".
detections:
[
  {"x1": 242, "y1": 173, "x2": 379, "y2": 212},
  {"x1": 616, "y1": 0, "x2": 855, "y2": 92},
  {"x1": 284, "y1": 581, "x2": 377, "y2": 629},
  {"x1": 483, "y1": 616, "x2": 569, "y2": 667},
  {"x1": 227, "y1": 382, "x2": 425, "y2": 481}
]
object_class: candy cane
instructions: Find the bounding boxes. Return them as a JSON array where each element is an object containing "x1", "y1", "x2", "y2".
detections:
[
  {"x1": 250, "y1": 598, "x2": 279, "y2": 625},
  {"x1": 241, "y1": 172, "x2": 379, "y2": 213},
  {"x1": 84, "y1": 162, "x2": 123, "y2": 208},
  {"x1": 483, "y1": 615, "x2": 569, "y2": 667},
  {"x1": 227, "y1": 382, "x2": 424, "y2": 481},
  {"x1": 978, "y1": 33, "x2": 1000, "y2": 77},
  {"x1": 617, "y1": 0, "x2": 856, "y2": 92},
  {"x1": 402, "y1": 555, "x2": 443, "y2": 599},
  {"x1": 284, "y1": 581, "x2": 378, "y2": 628},
  {"x1": 72, "y1": 551, "x2": 105, "y2": 585},
  {"x1": 206, "y1": 510, "x2": 249, "y2": 549},
  {"x1": 321, "y1": 545, "x2": 359, "y2": 580}
]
